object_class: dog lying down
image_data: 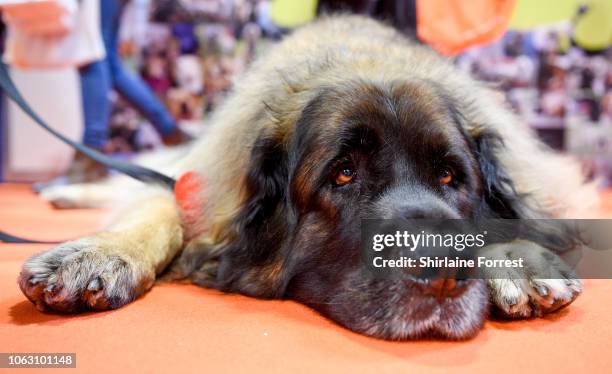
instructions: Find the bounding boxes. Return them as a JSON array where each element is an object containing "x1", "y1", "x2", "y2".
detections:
[{"x1": 24, "y1": 16, "x2": 597, "y2": 340}]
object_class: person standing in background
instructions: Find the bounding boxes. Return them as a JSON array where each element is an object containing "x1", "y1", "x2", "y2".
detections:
[
  {"x1": 68, "y1": 0, "x2": 191, "y2": 184},
  {"x1": 2, "y1": 0, "x2": 191, "y2": 188}
]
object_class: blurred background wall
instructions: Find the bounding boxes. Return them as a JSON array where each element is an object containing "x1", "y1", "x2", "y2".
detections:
[{"x1": 1, "y1": 0, "x2": 610, "y2": 184}]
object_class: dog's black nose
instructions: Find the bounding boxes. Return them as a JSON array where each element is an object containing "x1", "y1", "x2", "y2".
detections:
[{"x1": 400, "y1": 206, "x2": 455, "y2": 219}]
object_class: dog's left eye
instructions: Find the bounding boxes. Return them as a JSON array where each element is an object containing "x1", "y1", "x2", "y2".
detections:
[
  {"x1": 336, "y1": 168, "x2": 355, "y2": 186},
  {"x1": 333, "y1": 161, "x2": 356, "y2": 186}
]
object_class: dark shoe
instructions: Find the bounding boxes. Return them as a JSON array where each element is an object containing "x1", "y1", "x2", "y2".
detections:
[{"x1": 33, "y1": 152, "x2": 109, "y2": 193}]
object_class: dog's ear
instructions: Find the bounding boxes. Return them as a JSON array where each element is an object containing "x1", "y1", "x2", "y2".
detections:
[
  {"x1": 471, "y1": 128, "x2": 583, "y2": 253},
  {"x1": 210, "y1": 129, "x2": 292, "y2": 297},
  {"x1": 237, "y1": 129, "x2": 289, "y2": 228},
  {"x1": 470, "y1": 128, "x2": 528, "y2": 218},
  {"x1": 471, "y1": 128, "x2": 522, "y2": 218},
  {"x1": 171, "y1": 129, "x2": 291, "y2": 296}
]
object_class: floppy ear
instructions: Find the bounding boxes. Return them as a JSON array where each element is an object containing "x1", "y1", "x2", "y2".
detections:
[
  {"x1": 236, "y1": 130, "x2": 289, "y2": 229},
  {"x1": 206, "y1": 129, "x2": 292, "y2": 297},
  {"x1": 472, "y1": 128, "x2": 584, "y2": 253},
  {"x1": 168, "y1": 129, "x2": 291, "y2": 296},
  {"x1": 470, "y1": 128, "x2": 532, "y2": 219}
]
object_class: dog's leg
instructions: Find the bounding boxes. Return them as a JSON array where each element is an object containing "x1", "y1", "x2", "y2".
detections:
[
  {"x1": 481, "y1": 240, "x2": 582, "y2": 318},
  {"x1": 18, "y1": 189, "x2": 183, "y2": 312},
  {"x1": 39, "y1": 180, "x2": 133, "y2": 209}
]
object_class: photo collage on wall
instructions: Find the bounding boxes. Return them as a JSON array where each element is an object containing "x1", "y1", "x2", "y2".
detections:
[{"x1": 112, "y1": 0, "x2": 611, "y2": 184}]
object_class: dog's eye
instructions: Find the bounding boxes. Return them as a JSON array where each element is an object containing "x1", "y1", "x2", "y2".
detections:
[
  {"x1": 334, "y1": 163, "x2": 356, "y2": 186},
  {"x1": 438, "y1": 167, "x2": 454, "y2": 185}
]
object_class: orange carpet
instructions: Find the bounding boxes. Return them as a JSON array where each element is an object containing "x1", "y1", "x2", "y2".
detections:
[{"x1": 1, "y1": 183, "x2": 611, "y2": 373}]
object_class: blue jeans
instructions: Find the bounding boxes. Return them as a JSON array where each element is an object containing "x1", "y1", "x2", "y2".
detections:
[{"x1": 79, "y1": 0, "x2": 177, "y2": 148}]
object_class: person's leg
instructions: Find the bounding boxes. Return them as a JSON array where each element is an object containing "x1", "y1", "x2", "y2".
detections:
[
  {"x1": 79, "y1": 60, "x2": 112, "y2": 148},
  {"x1": 102, "y1": 0, "x2": 179, "y2": 137},
  {"x1": 109, "y1": 55, "x2": 179, "y2": 136},
  {"x1": 33, "y1": 59, "x2": 112, "y2": 191}
]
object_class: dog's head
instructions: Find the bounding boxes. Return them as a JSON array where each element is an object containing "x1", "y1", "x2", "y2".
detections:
[{"x1": 186, "y1": 80, "x2": 533, "y2": 339}]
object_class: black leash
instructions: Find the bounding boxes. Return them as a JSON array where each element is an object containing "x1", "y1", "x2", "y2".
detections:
[
  {"x1": 0, "y1": 63, "x2": 176, "y2": 189},
  {"x1": 0, "y1": 62, "x2": 177, "y2": 244},
  {"x1": 0, "y1": 231, "x2": 57, "y2": 244}
]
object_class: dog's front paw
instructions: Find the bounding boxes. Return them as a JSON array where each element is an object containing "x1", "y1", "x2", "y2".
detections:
[
  {"x1": 18, "y1": 238, "x2": 154, "y2": 313},
  {"x1": 481, "y1": 241, "x2": 582, "y2": 318}
]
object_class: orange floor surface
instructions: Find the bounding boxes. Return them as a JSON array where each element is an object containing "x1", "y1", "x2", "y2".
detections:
[{"x1": 1, "y1": 183, "x2": 611, "y2": 373}]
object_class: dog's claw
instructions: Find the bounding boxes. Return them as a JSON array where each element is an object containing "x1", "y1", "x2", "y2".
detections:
[
  {"x1": 535, "y1": 284, "x2": 549, "y2": 297},
  {"x1": 87, "y1": 277, "x2": 102, "y2": 291}
]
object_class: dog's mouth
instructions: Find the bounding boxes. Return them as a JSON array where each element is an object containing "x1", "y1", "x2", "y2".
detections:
[
  {"x1": 319, "y1": 278, "x2": 489, "y2": 340},
  {"x1": 397, "y1": 279, "x2": 489, "y2": 339}
]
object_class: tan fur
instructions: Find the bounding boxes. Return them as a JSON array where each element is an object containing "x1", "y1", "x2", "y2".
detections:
[{"x1": 102, "y1": 189, "x2": 184, "y2": 274}]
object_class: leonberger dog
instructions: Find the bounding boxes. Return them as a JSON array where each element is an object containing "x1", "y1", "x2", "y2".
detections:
[{"x1": 19, "y1": 16, "x2": 595, "y2": 340}]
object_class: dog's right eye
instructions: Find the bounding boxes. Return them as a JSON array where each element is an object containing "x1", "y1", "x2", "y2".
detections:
[{"x1": 438, "y1": 167, "x2": 454, "y2": 186}]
